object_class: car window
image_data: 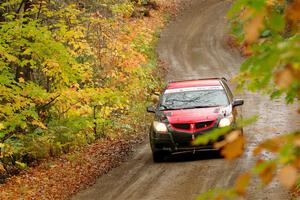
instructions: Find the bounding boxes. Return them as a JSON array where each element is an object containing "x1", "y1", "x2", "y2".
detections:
[{"x1": 160, "y1": 87, "x2": 229, "y2": 110}]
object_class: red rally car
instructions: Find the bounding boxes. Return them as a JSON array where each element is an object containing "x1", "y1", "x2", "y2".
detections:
[{"x1": 147, "y1": 78, "x2": 244, "y2": 162}]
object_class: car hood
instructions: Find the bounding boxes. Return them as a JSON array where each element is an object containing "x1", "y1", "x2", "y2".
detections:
[{"x1": 163, "y1": 106, "x2": 229, "y2": 124}]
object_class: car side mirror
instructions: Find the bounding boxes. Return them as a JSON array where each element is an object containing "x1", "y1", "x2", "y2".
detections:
[
  {"x1": 147, "y1": 105, "x2": 156, "y2": 113},
  {"x1": 233, "y1": 99, "x2": 244, "y2": 107}
]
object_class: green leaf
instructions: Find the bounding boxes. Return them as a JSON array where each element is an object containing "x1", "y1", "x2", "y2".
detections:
[
  {"x1": 15, "y1": 161, "x2": 28, "y2": 170},
  {"x1": 193, "y1": 127, "x2": 232, "y2": 145},
  {"x1": 269, "y1": 11, "x2": 285, "y2": 32}
]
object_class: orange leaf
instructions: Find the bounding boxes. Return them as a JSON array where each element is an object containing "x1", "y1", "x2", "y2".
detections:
[
  {"x1": 278, "y1": 165, "x2": 298, "y2": 188},
  {"x1": 294, "y1": 136, "x2": 300, "y2": 147},
  {"x1": 214, "y1": 195, "x2": 224, "y2": 200},
  {"x1": 221, "y1": 135, "x2": 245, "y2": 160},
  {"x1": 286, "y1": 0, "x2": 300, "y2": 22},
  {"x1": 225, "y1": 130, "x2": 242, "y2": 143},
  {"x1": 293, "y1": 157, "x2": 300, "y2": 168},
  {"x1": 266, "y1": 0, "x2": 276, "y2": 7},
  {"x1": 0, "y1": 163, "x2": 5, "y2": 173},
  {"x1": 242, "y1": 43, "x2": 253, "y2": 57},
  {"x1": 240, "y1": 7, "x2": 254, "y2": 21},
  {"x1": 244, "y1": 14, "x2": 264, "y2": 44},
  {"x1": 214, "y1": 140, "x2": 227, "y2": 150},
  {"x1": 275, "y1": 68, "x2": 294, "y2": 89},
  {"x1": 214, "y1": 130, "x2": 242, "y2": 150},
  {"x1": 260, "y1": 137, "x2": 283, "y2": 153},
  {"x1": 235, "y1": 172, "x2": 251, "y2": 197},
  {"x1": 253, "y1": 145, "x2": 263, "y2": 156},
  {"x1": 258, "y1": 162, "x2": 276, "y2": 185}
]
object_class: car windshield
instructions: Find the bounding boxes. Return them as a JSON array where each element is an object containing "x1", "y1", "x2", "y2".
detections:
[{"x1": 160, "y1": 87, "x2": 229, "y2": 110}]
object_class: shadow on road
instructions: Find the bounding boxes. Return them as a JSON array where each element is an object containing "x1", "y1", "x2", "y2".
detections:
[{"x1": 164, "y1": 151, "x2": 223, "y2": 163}]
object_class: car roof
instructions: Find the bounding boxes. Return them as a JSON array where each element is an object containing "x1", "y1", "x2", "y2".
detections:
[{"x1": 166, "y1": 78, "x2": 223, "y2": 89}]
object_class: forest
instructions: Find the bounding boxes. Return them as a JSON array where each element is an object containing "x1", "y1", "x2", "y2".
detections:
[
  {"x1": 0, "y1": 0, "x2": 164, "y2": 179},
  {"x1": 0, "y1": 0, "x2": 300, "y2": 199}
]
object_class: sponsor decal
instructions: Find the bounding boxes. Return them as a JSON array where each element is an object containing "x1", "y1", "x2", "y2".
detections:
[{"x1": 164, "y1": 86, "x2": 223, "y2": 94}]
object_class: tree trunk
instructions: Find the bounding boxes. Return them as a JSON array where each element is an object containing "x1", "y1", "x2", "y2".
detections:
[{"x1": 15, "y1": 0, "x2": 34, "y2": 82}]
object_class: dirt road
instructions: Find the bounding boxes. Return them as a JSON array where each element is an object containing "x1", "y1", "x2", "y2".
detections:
[{"x1": 73, "y1": 0, "x2": 299, "y2": 199}]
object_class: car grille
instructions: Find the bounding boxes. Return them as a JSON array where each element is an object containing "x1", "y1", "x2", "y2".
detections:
[
  {"x1": 172, "y1": 123, "x2": 190, "y2": 130},
  {"x1": 171, "y1": 120, "x2": 215, "y2": 132},
  {"x1": 195, "y1": 121, "x2": 214, "y2": 129}
]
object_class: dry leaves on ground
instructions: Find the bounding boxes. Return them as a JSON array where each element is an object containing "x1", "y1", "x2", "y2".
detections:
[{"x1": 0, "y1": 136, "x2": 144, "y2": 200}]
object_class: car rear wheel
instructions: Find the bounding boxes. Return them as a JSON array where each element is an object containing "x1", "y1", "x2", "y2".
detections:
[{"x1": 152, "y1": 151, "x2": 166, "y2": 163}]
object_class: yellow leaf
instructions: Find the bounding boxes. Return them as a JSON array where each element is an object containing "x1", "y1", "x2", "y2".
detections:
[
  {"x1": 278, "y1": 165, "x2": 298, "y2": 188},
  {"x1": 31, "y1": 120, "x2": 47, "y2": 130},
  {"x1": 0, "y1": 163, "x2": 5, "y2": 173},
  {"x1": 18, "y1": 77, "x2": 25, "y2": 83},
  {"x1": 0, "y1": 123, "x2": 4, "y2": 130}
]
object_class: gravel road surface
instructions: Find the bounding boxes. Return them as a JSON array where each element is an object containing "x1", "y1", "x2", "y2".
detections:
[{"x1": 73, "y1": 1, "x2": 299, "y2": 199}]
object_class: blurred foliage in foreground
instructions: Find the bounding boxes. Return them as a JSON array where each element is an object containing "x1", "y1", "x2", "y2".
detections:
[
  {"x1": 197, "y1": 0, "x2": 300, "y2": 199},
  {"x1": 0, "y1": 0, "x2": 163, "y2": 178}
]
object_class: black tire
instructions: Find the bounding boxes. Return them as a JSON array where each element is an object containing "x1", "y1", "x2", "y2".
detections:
[{"x1": 152, "y1": 151, "x2": 165, "y2": 163}]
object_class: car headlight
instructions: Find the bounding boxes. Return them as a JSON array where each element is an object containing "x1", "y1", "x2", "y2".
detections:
[
  {"x1": 218, "y1": 115, "x2": 233, "y2": 127},
  {"x1": 153, "y1": 121, "x2": 168, "y2": 133}
]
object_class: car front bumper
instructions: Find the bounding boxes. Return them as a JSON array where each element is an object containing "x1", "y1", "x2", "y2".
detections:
[{"x1": 150, "y1": 129, "x2": 224, "y2": 153}]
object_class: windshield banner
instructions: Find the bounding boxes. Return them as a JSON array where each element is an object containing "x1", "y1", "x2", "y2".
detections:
[{"x1": 164, "y1": 86, "x2": 223, "y2": 94}]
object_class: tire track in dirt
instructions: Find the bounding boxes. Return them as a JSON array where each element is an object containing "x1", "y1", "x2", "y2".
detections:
[{"x1": 73, "y1": 0, "x2": 299, "y2": 199}]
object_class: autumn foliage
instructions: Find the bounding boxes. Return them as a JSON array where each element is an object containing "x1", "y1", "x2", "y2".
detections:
[
  {"x1": 198, "y1": 0, "x2": 300, "y2": 199},
  {"x1": 0, "y1": 0, "x2": 165, "y2": 179}
]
